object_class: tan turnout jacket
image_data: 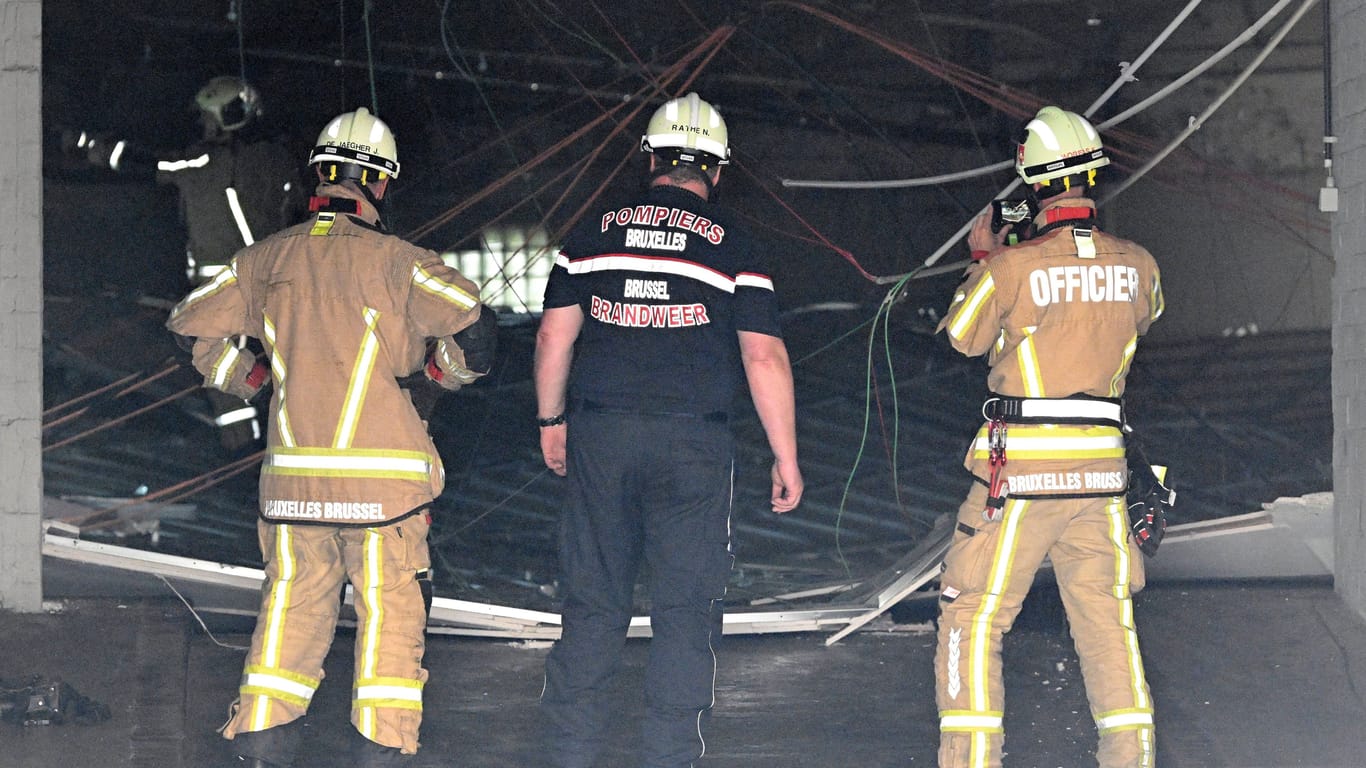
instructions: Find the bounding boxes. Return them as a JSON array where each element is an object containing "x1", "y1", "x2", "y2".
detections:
[
  {"x1": 939, "y1": 198, "x2": 1164, "y2": 497},
  {"x1": 167, "y1": 183, "x2": 484, "y2": 524}
]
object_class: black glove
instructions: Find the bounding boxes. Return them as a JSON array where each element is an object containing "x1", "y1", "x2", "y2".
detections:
[
  {"x1": 1129, "y1": 493, "x2": 1168, "y2": 557},
  {"x1": 1127, "y1": 465, "x2": 1174, "y2": 558},
  {"x1": 451, "y1": 308, "x2": 498, "y2": 377},
  {"x1": 398, "y1": 368, "x2": 445, "y2": 421}
]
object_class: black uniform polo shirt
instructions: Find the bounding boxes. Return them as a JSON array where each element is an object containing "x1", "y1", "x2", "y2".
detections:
[{"x1": 543, "y1": 184, "x2": 783, "y2": 415}]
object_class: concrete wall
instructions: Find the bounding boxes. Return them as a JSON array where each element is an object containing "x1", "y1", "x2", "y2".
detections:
[
  {"x1": 1332, "y1": 0, "x2": 1366, "y2": 622},
  {"x1": 0, "y1": 0, "x2": 43, "y2": 612}
]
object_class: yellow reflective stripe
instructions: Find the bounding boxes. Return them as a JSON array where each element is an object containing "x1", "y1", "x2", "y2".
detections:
[
  {"x1": 240, "y1": 665, "x2": 320, "y2": 707},
  {"x1": 957, "y1": 496, "x2": 1028, "y2": 768},
  {"x1": 412, "y1": 263, "x2": 479, "y2": 309},
  {"x1": 1107, "y1": 498, "x2": 1152, "y2": 715},
  {"x1": 946, "y1": 273, "x2": 995, "y2": 341},
  {"x1": 210, "y1": 344, "x2": 246, "y2": 390},
  {"x1": 1109, "y1": 334, "x2": 1137, "y2": 397},
  {"x1": 1108, "y1": 498, "x2": 1131, "y2": 600},
  {"x1": 938, "y1": 710, "x2": 1004, "y2": 732},
  {"x1": 357, "y1": 529, "x2": 385, "y2": 739},
  {"x1": 252, "y1": 524, "x2": 297, "y2": 731},
  {"x1": 970, "y1": 498, "x2": 1028, "y2": 710},
  {"x1": 310, "y1": 211, "x2": 336, "y2": 236},
  {"x1": 172, "y1": 266, "x2": 237, "y2": 320},
  {"x1": 264, "y1": 448, "x2": 432, "y2": 482},
  {"x1": 1016, "y1": 332, "x2": 1045, "y2": 397},
  {"x1": 334, "y1": 308, "x2": 381, "y2": 449},
  {"x1": 1151, "y1": 273, "x2": 1164, "y2": 320},
  {"x1": 970, "y1": 426, "x2": 1125, "y2": 460},
  {"x1": 263, "y1": 315, "x2": 295, "y2": 448}
]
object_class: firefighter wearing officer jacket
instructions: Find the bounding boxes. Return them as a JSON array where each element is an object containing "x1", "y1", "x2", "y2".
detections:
[
  {"x1": 166, "y1": 107, "x2": 496, "y2": 768},
  {"x1": 535, "y1": 92, "x2": 803, "y2": 768},
  {"x1": 934, "y1": 107, "x2": 1164, "y2": 768},
  {"x1": 80, "y1": 75, "x2": 305, "y2": 452}
]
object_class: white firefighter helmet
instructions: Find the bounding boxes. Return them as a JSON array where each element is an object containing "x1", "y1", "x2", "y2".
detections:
[
  {"x1": 640, "y1": 92, "x2": 730, "y2": 170},
  {"x1": 1015, "y1": 106, "x2": 1109, "y2": 187},
  {"x1": 196, "y1": 76, "x2": 261, "y2": 133},
  {"x1": 308, "y1": 107, "x2": 401, "y2": 183}
]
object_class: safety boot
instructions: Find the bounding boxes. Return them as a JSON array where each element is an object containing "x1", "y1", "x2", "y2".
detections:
[
  {"x1": 353, "y1": 738, "x2": 409, "y2": 768},
  {"x1": 229, "y1": 718, "x2": 305, "y2": 767}
]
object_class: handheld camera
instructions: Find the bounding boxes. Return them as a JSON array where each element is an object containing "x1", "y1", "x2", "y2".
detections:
[{"x1": 990, "y1": 199, "x2": 1033, "y2": 233}]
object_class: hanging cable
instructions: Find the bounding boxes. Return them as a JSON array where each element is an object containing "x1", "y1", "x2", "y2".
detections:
[
  {"x1": 231, "y1": 0, "x2": 247, "y2": 85},
  {"x1": 1101, "y1": 0, "x2": 1321, "y2": 203},
  {"x1": 362, "y1": 0, "x2": 379, "y2": 113},
  {"x1": 1319, "y1": 0, "x2": 1338, "y2": 212}
]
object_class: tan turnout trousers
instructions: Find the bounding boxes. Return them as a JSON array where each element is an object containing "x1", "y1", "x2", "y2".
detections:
[
  {"x1": 221, "y1": 514, "x2": 431, "y2": 753},
  {"x1": 935, "y1": 484, "x2": 1154, "y2": 768}
]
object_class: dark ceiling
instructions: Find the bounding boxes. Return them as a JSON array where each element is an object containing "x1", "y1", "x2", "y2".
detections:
[{"x1": 43, "y1": 0, "x2": 1327, "y2": 301}]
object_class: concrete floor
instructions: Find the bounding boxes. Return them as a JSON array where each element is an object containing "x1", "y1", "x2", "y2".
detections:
[{"x1": 3, "y1": 580, "x2": 1364, "y2": 768}]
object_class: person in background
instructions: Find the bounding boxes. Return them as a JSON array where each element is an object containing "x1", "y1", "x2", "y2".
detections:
[{"x1": 78, "y1": 75, "x2": 305, "y2": 452}]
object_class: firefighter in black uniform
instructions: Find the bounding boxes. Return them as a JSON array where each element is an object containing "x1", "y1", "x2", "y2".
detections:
[
  {"x1": 534, "y1": 92, "x2": 804, "y2": 768},
  {"x1": 76, "y1": 75, "x2": 303, "y2": 453}
]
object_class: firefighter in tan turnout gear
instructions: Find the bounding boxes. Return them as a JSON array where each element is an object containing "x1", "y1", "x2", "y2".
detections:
[
  {"x1": 166, "y1": 107, "x2": 496, "y2": 768},
  {"x1": 934, "y1": 106, "x2": 1164, "y2": 768}
]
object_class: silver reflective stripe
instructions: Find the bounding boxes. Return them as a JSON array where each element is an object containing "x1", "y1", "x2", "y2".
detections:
[
  {"x1": 213, "y1": 406, "x2": 258, "y2": 427},
  {"x1": 195, "y1": 264, "x2": 229, "y2": 281},
  {"x1": 243, "y1": 672, "x2": 316, "y2": 701},
  {"x1": 267, "y1": 453, "x2": 430, "y2": 475},
  {"x1": 1096, "y1": 711, "x2": 1153, "y2": 730},
  {"x1": 108, "y1": 140, "x2": 127, "y2": 170},
  {"x1": 1018, "y1": 398, "x2": 1121, "y2": 422},
  {"x1": 157, "y1": 153, "x2": 211, "y2": 172},
  {"x1": 970, "y1": 434, "x2": 1124, "y2": 454},
  {"x1": 354, "y1": 684, "x2": 422, "y2": 702},
  {"x1": 225, "y1": 186, "x2": 256, "y2": 246}
]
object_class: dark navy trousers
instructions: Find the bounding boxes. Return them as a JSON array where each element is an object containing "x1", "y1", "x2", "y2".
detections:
[{"x1": 541, "y1": 408, "x2": 735, "y2": 768}]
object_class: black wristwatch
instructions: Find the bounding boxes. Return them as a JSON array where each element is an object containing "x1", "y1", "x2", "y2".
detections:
[{"x1": 537, "y1": 413, "x2": 566, "y2": 427}]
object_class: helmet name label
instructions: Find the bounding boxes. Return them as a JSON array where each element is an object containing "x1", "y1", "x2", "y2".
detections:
[{"x1": 1028, "y1": 264, "x2": 1139, "y2": 307}]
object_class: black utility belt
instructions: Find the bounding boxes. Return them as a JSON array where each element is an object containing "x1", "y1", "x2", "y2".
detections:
[
  {"x1": 982, "y1": 394, "x2": 1123, "y2": 427},
  {"x1": 575, "y1": 399, "x2": 728, "y2": 423}
]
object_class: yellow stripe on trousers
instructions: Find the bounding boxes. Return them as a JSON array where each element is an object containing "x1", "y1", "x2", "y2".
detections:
[
  {"x1": 252, "y1": 524, "x2": 297, "y2": 731},
  {"x1": 357, "y1": 528, "x2": 385, "y2": 739},
  {"x1": 966, "y1": 496, "x2": 1030, "y2": 768}
]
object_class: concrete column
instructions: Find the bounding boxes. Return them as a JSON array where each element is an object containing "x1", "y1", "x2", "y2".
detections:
[
  {"x1": 1332, "y1": 0, "x2": 1366, "y2": 621},
  {"x1": 0, "y1": 0, "x2": 42, "y2": 612}
]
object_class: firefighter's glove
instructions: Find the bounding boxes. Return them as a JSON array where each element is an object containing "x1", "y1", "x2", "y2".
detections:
[
  {"x1": 398, "y1": 368, "x2": 445, "y2": 421},
  {"x1": 426, "y1": 310, "x2": 498, "y2": 391},
  {"x1": 201, "y1": 342, "x2": 269, "y2": 401},
  {"x1": 1128, "y1": 475, "x2": 1174, "y2": 558}
]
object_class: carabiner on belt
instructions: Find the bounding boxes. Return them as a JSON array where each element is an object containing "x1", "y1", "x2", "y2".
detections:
[{"x1": 983, "y1": 417, "x2": 1008, "y2": 522}]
